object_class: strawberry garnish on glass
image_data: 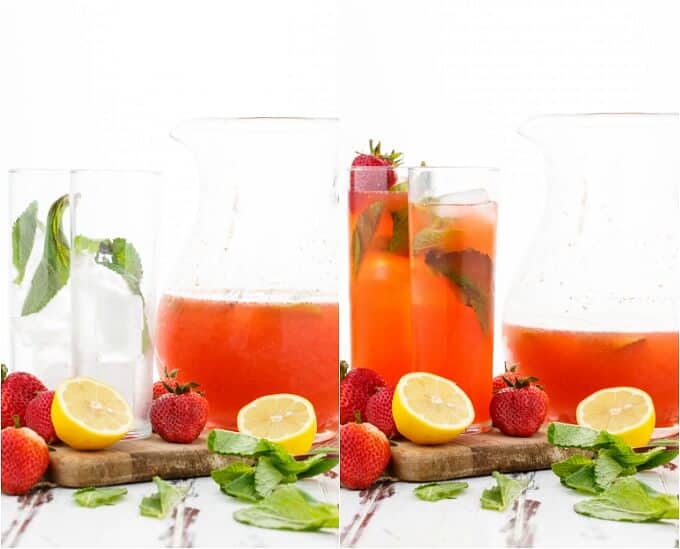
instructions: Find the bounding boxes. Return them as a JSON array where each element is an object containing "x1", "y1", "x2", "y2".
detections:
[{"x1": 350, "y1": 139, "x2": 404, "y2": 191}]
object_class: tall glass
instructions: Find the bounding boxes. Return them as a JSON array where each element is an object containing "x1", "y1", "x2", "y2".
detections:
[
  {"x1": 348, "y1": 167, "x2": 411, "y2": 386},
  {"x1": 408, "y1": 167, "x2": 499, "y2": 432},
  {"x1": 156, "y1": 118, "x2": 339, "y2": 441},
  {"x1": 7, "y1": 170, "x2": 72, "y2": 388},
  {"x1": 504, "y1": 113, "x2": 679, "y2": 433},
  {"x1": 70, "y1": 170, "x2": 161, "y2": 439}
]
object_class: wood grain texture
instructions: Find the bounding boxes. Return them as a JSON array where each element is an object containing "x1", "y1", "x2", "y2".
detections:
[
  {"x1": 47, "y1": 433, "x2": 246, "y2": 488},
  {"x1": 390, "y1": 428, "x2": 581, "y2": 481}
]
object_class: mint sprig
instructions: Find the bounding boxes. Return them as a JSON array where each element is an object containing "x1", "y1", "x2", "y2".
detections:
[
  {"x1": 74, "y1": 486, "x2": 127, "y2": 508},
  {"x1": 21, "y1": 195, "x2": 70, "y2": 315},
  {"x1": 207, "y1": 430, "x2": 338, "y2": 501},
  {"x1": 480, "y1": 471, "x2": 529, "y2": 511},
  {"x1": 11, "y1": 200, "x2": 39, "y2": 284},
  {"x1": 548, "y1": 422, "x2": 677, "y2": 494},
  {"x1": 351, "y1": 201, "x2": 383, "y2": 275},
  {"x1": 387, "y1": 207, "x2": 409, "y2": 254}
]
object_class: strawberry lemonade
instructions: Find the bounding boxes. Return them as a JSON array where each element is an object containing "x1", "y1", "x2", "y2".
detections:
[
  {"x1": 155, "y1": 292, "x2": 339, "y2": 438},
  {"x1": 408, "y1": 188, "x2": 497, "y2": 431}
]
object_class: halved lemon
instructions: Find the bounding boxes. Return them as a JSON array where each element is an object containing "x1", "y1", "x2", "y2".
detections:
[
  {"x1": 576, "y1": 386, "x2": 655, "y2": 447},
  {"x1": 51, "y1": 377, "x2": 132, "y2": 450},
  {"x1": 237, "y1": 393, "x2": 316, "y2": 455},
  {"x1": 392, "y1": 372, "x2": 475, "y2": 445}
]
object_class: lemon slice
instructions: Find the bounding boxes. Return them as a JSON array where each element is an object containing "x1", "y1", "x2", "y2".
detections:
[
  {"x1": 51, "y1": 377, "x2": 132, "y2": 450},
  {"x1": 237, "y1": 393, "x2": 317, "y2": 455},
  {"x1": 392, "y1": 372, "x2": 475, "y2": 445},
  {"x1": 576, "y1": 386, "x2": 656, "y2": 447}
]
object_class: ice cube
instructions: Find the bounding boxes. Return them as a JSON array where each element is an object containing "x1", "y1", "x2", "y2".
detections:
[{"x1": 436, "y1": 188, "x2": 490, "y2": 205}]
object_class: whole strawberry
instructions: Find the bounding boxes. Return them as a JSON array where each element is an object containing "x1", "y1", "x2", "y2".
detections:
[
  {"x1": 1, "y1": 420, "x2": 50, "y2": 495},
  {"x1": 365, "y1": 385, "x2": 398, "y2": 438},
  {"x1": 152, "y1": 368, "x2": 181, "y2": 399},
  {"x1": 150, "y1": 382, "x2": 208, "y2": 443},
  {"x1": 340, "y1": 421, "x2": 391, "y2": 489},
  {"x1": 24, "y1": 391, "x2": 58, "y2": 443},
  {"x1": 492, "y1": 363, "x2": 538, "y2": 394},
  {"x1": 340, "y1": 367, "x2": 386, "y2": 424},
  {"x1": 350, "y1": 139, "x2": 403, "y2": 191},
  {"x1": 490, "y1": 377, "x2": 548, "y2": 437},
  {"x1": 2, "y1": 371, "x2": 47, "y2": 428}
]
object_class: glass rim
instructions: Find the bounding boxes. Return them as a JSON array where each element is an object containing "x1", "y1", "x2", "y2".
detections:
[
  {"x1": 69, "y1": 169, "x2": 162, "y2": 176},
  {"x1": 408, "y1": 165, "x2": 500, "y2": 173}
]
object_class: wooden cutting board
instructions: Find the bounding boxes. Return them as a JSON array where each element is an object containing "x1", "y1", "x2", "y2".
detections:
[
  {"x1": 390, "y1": 428, "x2": 581, "y2": 482},
  {"x1": 47, "y1": 433, "x2": 247, "y2": 488}
]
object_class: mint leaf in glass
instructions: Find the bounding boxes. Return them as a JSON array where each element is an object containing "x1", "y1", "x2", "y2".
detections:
[
  {"x1": 21, "y1": 195, "x2": 70, "y2": 316},
  {"x1": 574, "y1": 477, "x2": 679, "y2": 522},
  {"x1": 390, "y1": 181, "x2": 408, "y2": 193},
  {"x1": 73, "y1": 486, "x2": 127, "y2": 508},
  {"x1": 414, "y1": 481, "x2": 468, "y2": 502},
  {"x1": 424, "y1": 248, "x2": 492, "y2": 332},
  {"x1": 480, "y1": 471, "x2": 529, "y2": 511},
  {"x1": 11, "y1": 200, "x2": 39, "y2": 284},
  {"x1": 387, "y1": 207, "x2": 409, "y2": 254},
  {"x1": 139, "y1": 476, "x2": 188, "y2": 519},
  {"x1": 233, "y1": 485, "x2": 338, "y2": 531},
  {"x1": 351, "y1": 201, "x2": 384, "y2": 275}
]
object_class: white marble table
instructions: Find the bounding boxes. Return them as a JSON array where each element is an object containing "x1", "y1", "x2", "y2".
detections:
[
  {"x1": 1, "y1": 472, "x2": 338, "y2": 548},
  {"x1": 340, "y1": 465, "x2": 678, "y2": 548}
]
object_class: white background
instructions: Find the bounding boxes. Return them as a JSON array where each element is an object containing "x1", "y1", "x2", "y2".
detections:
[{"x1": 0, "y1": 0, "x2": 678, "y2": 364}]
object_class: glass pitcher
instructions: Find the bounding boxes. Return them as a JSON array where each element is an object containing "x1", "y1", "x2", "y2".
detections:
[
  {"x1": 155, "y1": 117, "x2": 340, "y2": 441},
  {"x1": 504, "y1": 113, "x2": 679, "y2": 434}
]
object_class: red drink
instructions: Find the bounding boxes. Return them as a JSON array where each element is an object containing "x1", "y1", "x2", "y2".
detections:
[
  {"x1": 504, "y1": 325, "x2": 679, "y2": 427},
  {"x1": 155, "y1": 294, "x2": 339, "y2": 436}
]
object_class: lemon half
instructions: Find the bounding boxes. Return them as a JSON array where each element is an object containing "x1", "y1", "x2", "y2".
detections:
[
  {"x1": 576, "y1": 386, "x2": 655, "y2": 447},
  {"x1": 392, "y1": 372, "x2": 475, "y2": 445},
  {"x1": 52, "y1": 376, "x2": 132, "y2": 450},
  {"x1": 237, "y1": 393, "x2": 316, "y2": 455}
]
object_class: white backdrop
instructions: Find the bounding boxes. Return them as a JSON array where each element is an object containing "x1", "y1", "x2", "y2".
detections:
[{"x1": 1, "y1": 0, "x2": 678, "y2": 368}]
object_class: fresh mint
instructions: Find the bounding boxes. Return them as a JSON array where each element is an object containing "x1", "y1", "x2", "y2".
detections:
[
  {"x1": 548, "y1": 422, "x2": 677, "y2": 494},
  {"x1": 574, "y1": 477, "x2": 679, "y2": 523},
  {"x1": 390, "y1": 181, "x2": 408, "y2": 192},
  {"x1": 139, "y1": 476, "x2": 188, "y2": 519},
  {"x1": 424, "y1": 248, "x2": 492, "y2": 332},
  {"x1": 233, "y1": 485, "x2": 338, "y2": 531},
  {"x1": 414, "y1": 481, "x2": 468, "y2": 502},
  {"x1": 73, "y1": 486, "x2": 127, "y2": 508},
  {"x1": 208, "y1": 430, "x2": 338, "y2": 502},
  {"x1": 480, "y1": 471, "x2": 529, "y2": 511},
  {"x1": 11, "y1": 200, "x2": 39, "y2": 284},
  {"x1": 351, "y1": 201, "x2": 384, "y2": 274},
  {"x1": 387, "y1": 207, "x2": 409, "y2": 254},
  {"x1": 21, "y1": 195, "x2": 70, "y2": 316}
]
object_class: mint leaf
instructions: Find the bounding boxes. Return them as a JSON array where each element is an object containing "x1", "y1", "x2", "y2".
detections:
[
  {"x1": 574, "y1": 477, "x2": 679, "y2": 522},
  {"x1": 390, "y1": 181, "x2": 408, "y2": 192},
  {"x1": 563, "y1": 464, "x2": 600, "y2": 494},
  {"x1": 424, "y1": 248, "x2": 492, "y2": 332},
  {"x1": 635, "y1": 447, "x2": 679, "y2": 471},
  {"x1": 11, "y1": 200, "x2": 39, "y2": 284},
  {"x1": 208, "y1": 430, "x2": 261, "y2": 456},
  {"x1": 351, "y1": 201, "x2": 384, "y2": 275},
  {"x1": 211, "y1": 462, "x2": 254, "y2": 485},
  {"x1": 551, "y1": 455, "x2": 594, "y2": 480},
  {"x1": 139, "y1": 476, "x2": 188, "y2": 519},
  {"x1": 295, "y1": 455, "x2": 339, "y2": 479},
  {"x1": 93, "y1": 238, "x2": 143, "y2": 296},
  {"x1": 387, "y1": 207, "x2": 409, "y2": 254},
  {"x1": 255, "y1": 457, "x2": 286, "y2": 498},
  {"x1": 220, "y1": 471, "x2": 259, "y2": 502},
  {"x1": 480, "y1": 471, "x2": 529, "y2": 511},
  {"x1": 21, "y1": 195, "x2": 70, "y2": 315},
  {"x1": 547, "y1": 422, "x2": 601, "y2": 448},
  {"x1": 414, "y1": 481, "x2": 468, "y2": 502},
  {"x1": 594, "y1": 450, "x2": 627, "y2": 490},
  {"x1": 233, "y1": 486, "x2": 338, "y2": 531},
  {"x1": 74, "y1": 486, "x2": 127, "y2": 508}
]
